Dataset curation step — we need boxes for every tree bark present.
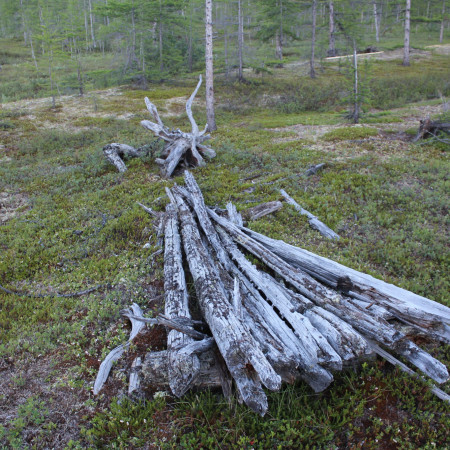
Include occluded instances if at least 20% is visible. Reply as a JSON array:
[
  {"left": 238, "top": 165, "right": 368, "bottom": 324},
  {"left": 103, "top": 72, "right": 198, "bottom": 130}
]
[
  {"left": 373, "top": 1, "right": 380, "bottom": 43},
  {"left": 328, "top": 1, "right": 336, "bottom": 57},
  {"left": 403, "top": 0, "right": 411, "bottom": 66},
  {"left": 163, "top": 202, "right": 201, "bottom": 397},
  {"left": 238, "top": 0, "right": 244, "bottom": 81},
  {"left": 440, "top": 0, "right": 446, "bottom": 43},
  {"left": 205, "top": 0, "right": 217, "bottom": 131},
  {"left": 310, "top": 0, "right": 317, "bottom": 78}
]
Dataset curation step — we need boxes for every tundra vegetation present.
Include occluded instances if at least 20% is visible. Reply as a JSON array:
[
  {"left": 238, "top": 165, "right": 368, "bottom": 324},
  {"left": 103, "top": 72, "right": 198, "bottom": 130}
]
[{"left": 0, "top": 0, "right": 449, "bottom": 447}]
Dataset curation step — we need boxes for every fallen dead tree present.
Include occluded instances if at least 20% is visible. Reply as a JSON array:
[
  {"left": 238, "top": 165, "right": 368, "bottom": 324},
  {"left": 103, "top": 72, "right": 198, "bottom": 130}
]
[
  {"left": 95, "top": 171, "right": 450, "bottom": 414},
  {"left": 103, "top": 76, "right": 216, "bottom": 177},
  {"left": 413, "top": 117, "right": 450, "bottom": 144}
]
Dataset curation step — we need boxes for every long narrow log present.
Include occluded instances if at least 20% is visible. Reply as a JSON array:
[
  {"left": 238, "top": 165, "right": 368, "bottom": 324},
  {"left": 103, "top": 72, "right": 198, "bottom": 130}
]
[
  {"left": 172, "top": 191, "right": 281, "bottom": 415},
  {"left": 280, "top": 189, "right": 340, "bottom": 240},
  {"left": 163, "top": 202, "right": 201, "bottom": 397},
  {"left": 241, "top": 227, "right": 450, "bottom": 337},
  {"left": 242, "top": 201, "right": 283, "bottom": 221}
]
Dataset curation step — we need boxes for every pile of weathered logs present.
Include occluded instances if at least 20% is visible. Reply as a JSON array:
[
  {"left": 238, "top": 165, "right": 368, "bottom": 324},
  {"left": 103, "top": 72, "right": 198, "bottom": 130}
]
[
  {"left": 128, "top": 171, "right": 449, "bottom": 414},
  {"left": 103, "top": 75, "right": 216, "bottom": 177},
  {"left": 95, "top": 171, "right": 449, "bottom": 414}
]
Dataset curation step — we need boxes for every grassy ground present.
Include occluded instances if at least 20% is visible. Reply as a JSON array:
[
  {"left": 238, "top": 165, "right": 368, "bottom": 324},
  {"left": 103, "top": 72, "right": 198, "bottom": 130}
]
[{"left": 0, "top": 41, "right": 449, "bottom": 448}]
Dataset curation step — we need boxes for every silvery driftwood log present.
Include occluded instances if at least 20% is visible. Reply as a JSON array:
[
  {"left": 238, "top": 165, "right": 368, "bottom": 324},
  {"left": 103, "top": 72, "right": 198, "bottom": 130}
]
[
  {"left": 241, "top": 201, "right": 283, "bottom": 221},
  {"left": 103, "top": 75, "right": 216, "bottom": 177},
  {"left": 280, "top": 189, "right": 340, "bottom": 240}
]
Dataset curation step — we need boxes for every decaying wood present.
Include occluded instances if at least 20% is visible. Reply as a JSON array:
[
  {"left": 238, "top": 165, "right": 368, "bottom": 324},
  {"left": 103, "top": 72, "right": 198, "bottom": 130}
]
[
  {"left": 368, "top": 341, "right": 450, "bottom": 403},
  {"left": 241, "top": 201, "right": 283, "bottom": 221},
  {"left": 141, "top": 350, "right": 223, "bottom": 390},
  {"left": 103, "top": 75, "right": 216, "bottom": 177},
  {"left": 163, "top": 202, "right": 201, "bottom": 397},
  {"left": 103, "top": 143, "right": 152, "bottom": 173},
  {"left": 207, "top": 204, "right": 448, "bottom": 383},
  {"left": 96, "top": 171, "right": 449, "bottom": 414},
  {"left": 172, "top": 189, "right": 281, "bottom": 415},
  {"left": 94, "top": 303, "right": 145, "bottom": 395},
  {"left": 241, "top": 227, "right": 450, "bottom": 339},
  {"left": 280, "top": 189, "right": 340, "bottom": 240},
  {"left": 129, "top": 357, "right": 142, "bottom": 395},
  {"left": 305, "top": 163, "right": 326, "bottom": 176},
  {"left": 226, "top": 202, "right": 243, "bottom": 227},
  {"left": 413, "top": 118, "right": 450, "bottom": 143}
]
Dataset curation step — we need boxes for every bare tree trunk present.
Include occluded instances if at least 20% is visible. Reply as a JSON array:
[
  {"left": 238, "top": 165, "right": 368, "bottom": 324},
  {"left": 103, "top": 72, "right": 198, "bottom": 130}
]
[
  {"left": 440, "top": 0, "right": 446, "bottom": 43},
  {"left": 48, "top": 48, "right": 56, "bottom": 109},
  {"left": 29, "top": 34, "right": 38, "bottom": 71},
  {"left": 310, "top": 0, "right": 317, "bottom": 78},
  {"left": 275, "top": 0, "right": 283, "bottom": 61},
  {"left": 373, "top": 1, "right": 380, "bottom": 43},
  {"left": 275, "top": 30, "right": 283, "bottom": 61},
  {"left": 352, "top": 40, "right": 360, "bottom": 124},
  {"left": 159, "top": 23, "right": 163, "bottom": 71},
  {"left": 328, "top": 1, "right": 336, "bottom": 57},
  {"left": 403, "top": 0, "right": 411, "bottom": 66},
  {"left": 88, "top": 0, "right": 96, "bottom": 48},
  {"left": 84, "top": 1, "right": 89, "bottom": 50},
  {"left": 224, "top": 24, "right": 229, "bottom": 78},
  {"left": 238, "top": 0, "right": 244, "bottom": 81},
  {"left": 205, "top": 0, "right": 217, "bottom": 131}
]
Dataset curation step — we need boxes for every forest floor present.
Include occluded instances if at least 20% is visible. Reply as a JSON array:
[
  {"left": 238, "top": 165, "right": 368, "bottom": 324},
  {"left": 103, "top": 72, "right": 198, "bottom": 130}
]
[{"left": 0, "top": 46, "right": 449, "bottom": 448}]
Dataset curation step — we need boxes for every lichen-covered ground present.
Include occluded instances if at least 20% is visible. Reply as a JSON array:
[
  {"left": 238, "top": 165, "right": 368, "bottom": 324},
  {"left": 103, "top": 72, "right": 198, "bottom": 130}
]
[{"left": 0, "top": 47, "right": 449, "bottom": 448}]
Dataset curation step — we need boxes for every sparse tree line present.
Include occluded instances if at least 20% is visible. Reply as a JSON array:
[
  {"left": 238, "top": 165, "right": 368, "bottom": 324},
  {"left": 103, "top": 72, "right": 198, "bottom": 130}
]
[
  {"left": 0, "top": 1, "right": 447, "bottom": 79},
  {"left": 0, "top": 0, "right": 447, "bottom": 125}
]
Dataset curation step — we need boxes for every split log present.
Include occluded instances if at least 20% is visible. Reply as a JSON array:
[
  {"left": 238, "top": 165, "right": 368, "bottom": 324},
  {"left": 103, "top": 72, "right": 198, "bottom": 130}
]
[
  {"left": 103, "top": 75, "right": 216, "bottom": 177},
  {"left": 241, "top": 227, "right": 450, "bottom": 338},
  {"left": 172, "top": 190, "right": 281, "bottom": 415},
  {"left": 368, "top": 341, "right": 450, "bottom": 403},
  {"left": 241, "top": 201, "right": 283, "bottom": 221},
  {"left": 280, "top": 189, "right": 340, "bottom": 240},
  {"left": 163, "top": 202, "right": 201, "bottom": 397}
]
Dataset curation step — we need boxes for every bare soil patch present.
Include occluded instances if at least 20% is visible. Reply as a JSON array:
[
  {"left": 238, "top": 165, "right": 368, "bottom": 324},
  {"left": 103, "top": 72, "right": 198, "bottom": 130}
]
[{"left": 0, "top": 190, "right": 29, "bottom": 223}]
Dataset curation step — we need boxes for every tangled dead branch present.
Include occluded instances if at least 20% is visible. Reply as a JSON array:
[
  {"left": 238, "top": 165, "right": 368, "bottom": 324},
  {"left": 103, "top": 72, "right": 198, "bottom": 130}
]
[{"left": 103, "top": 76, "right": 216, "bottom": 177}]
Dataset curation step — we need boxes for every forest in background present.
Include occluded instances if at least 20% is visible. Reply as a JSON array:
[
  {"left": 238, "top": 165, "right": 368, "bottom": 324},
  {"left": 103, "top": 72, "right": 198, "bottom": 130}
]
[{"left": 0, "top": 0, "right": 449, "bottom": 101}]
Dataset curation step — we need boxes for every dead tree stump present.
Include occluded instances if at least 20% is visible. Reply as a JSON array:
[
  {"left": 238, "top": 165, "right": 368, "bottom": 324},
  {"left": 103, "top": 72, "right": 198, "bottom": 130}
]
[{"left": 103, "top": 75, "right": 216, "bottom": 177}]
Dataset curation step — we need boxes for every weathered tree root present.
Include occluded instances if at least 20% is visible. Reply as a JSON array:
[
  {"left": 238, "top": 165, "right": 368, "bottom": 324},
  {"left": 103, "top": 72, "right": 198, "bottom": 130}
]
[{"left": 103, "top": 75, "right": 216, "bottom": 177}]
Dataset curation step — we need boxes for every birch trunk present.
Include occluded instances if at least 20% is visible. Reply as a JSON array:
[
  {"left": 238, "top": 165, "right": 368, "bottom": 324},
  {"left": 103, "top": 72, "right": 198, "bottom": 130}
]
[
  {"left": 328, "top": 1, "right": 336, "bottom": 57},
  {"left": 403, "top": 0, "right": 411, "bottom": 66},
  {"left": 310, "top": 0, "right": 317, "bottom": 78}
]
